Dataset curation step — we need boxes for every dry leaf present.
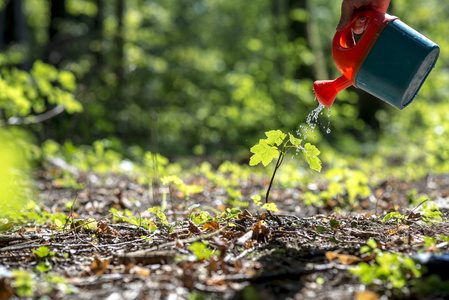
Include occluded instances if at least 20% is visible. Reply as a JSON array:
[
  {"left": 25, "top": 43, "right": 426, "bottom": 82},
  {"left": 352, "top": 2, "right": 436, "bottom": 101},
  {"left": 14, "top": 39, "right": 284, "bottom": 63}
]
[
  {"left": 81, "top": 254, "right": 110, "bottom": 277},
  {"left": 325, "top": 251, "right": 360, "bottom": 265},
  {"left": 128, "top": 265, "right": 150, "bottom": 277},
  {"left": 387, "top": 229, "right": 397, "bottom": 235},
  {"left": 355, "top": 290, "right": 380, "bottom": 300},
  {"left": 202, "top": 221, "right": 219, "bottom": 231},
  {"left": 398, "top": 225, "right": 409, "bottom": 231},
  {"left": 188, "top": 220, "right": 202, "bottom": 234}
]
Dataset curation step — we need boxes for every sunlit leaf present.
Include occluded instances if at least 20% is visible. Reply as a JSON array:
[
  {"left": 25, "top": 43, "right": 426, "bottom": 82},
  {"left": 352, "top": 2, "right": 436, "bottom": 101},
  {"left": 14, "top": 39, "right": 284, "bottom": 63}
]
[
  {"left": 288, "top": 133, "right": 302, "bottom": 148},
  {"left": 249, "top": 139, "right": 279, "bottom": 166},
  {"left": 265, "top": 130, "right": 286, "bottom": 146},
  {"left": 302, "top": 143, "right": 321, "bottom": 172}
]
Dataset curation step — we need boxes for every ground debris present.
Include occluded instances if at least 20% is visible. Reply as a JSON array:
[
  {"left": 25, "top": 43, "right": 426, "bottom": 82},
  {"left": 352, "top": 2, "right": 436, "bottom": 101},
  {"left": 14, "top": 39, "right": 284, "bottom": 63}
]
[{"left": 1, "top": 171, "right": 449, "bottom": 299}]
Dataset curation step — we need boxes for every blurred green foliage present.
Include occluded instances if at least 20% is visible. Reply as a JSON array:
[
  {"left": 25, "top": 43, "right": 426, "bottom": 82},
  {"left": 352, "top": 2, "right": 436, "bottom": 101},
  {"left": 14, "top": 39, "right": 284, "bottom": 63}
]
[
  {"left": 0, "top": 0, "right": 447, "bottom": 176},
  {"left": 0, "top": 128, "right": 35, "bottom": 218}
]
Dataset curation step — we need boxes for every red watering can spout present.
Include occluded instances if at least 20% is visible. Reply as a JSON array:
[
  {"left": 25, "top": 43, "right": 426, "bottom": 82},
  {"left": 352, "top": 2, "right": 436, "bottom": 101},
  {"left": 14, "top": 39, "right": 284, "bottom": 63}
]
[{"left": 313, "top": 76, "right": 352, "bottom": 108}]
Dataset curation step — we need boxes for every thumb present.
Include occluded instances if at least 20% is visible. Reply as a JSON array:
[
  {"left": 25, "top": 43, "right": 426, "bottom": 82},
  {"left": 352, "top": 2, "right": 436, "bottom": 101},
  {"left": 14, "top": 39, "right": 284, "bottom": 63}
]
[{"left": 336, "top": 2, "right": 354, "bottom": 31}]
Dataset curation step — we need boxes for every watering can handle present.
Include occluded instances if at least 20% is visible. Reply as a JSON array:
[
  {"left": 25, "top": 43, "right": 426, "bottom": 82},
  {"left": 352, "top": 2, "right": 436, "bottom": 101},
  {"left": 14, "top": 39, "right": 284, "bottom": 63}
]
[{"left": 332, "top": 10, "right": 398, "bottom": 83}]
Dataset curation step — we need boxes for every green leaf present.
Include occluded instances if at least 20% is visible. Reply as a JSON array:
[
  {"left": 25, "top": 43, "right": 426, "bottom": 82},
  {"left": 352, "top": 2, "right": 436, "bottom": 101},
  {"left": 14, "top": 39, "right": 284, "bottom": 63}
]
[
  {"left": 58, "top": 70, "right": 77, "bottom": 91},
  {"left": 12, "top": 270, "right": 35, "bottom": 297},
  {"left": 288, "top": 133, "right": 302, "bottom": 148},
  {"left": 35, "top": 261, "right": 52, "bottom": 273},
  {"left": 188, "top": 241, "right": 218, "bottom": 260},
  {"left": 33, "top": 246, "right": 49, "bottom": 258},
  {"left": 316, "top": 226, "right": 326, "bottom": 233},
  {"left": 329, "top": 219, "right": 339, "bottom": 228},
  {"left": 249, "top": 139, "right": 279, "bottom": 166},
  {"left": 54, "top": 219, "right": 63, "bottom": 228},
  {"left": 262, "top": 202, "right": 279, "bottom": 213},
  {"left": 148, "top": 206, "right": 168, "bottom": 225},
  {"left": 367, "top": 238, "right": 378, "bottom": 249},
  {"left": 84, "top": 218, "right": 97, "bottom": 231},
  {"left": 252, "top": 195, "right": 262, "bottom": 207},
  {"left": 382, "top": 211, "right": 406, "bottom": 223},
  {"left": 302, "top": 143, "right": 321, "bottom": 172},
  {"left": 265, "top": 130, "right": 286, "bottom": 146}
]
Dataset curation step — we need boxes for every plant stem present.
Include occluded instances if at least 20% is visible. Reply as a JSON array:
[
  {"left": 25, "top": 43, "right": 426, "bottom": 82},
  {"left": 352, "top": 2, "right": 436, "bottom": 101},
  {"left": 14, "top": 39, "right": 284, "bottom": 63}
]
[{"left": 265, "top": 150, "right": 285, "bottom": 204}]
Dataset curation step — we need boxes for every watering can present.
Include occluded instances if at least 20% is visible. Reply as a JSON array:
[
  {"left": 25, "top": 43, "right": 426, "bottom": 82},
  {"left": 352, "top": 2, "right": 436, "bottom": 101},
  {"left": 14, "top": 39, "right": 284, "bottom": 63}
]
[{"left": 313, "top": 10, "right": 439, "bottom": 109}]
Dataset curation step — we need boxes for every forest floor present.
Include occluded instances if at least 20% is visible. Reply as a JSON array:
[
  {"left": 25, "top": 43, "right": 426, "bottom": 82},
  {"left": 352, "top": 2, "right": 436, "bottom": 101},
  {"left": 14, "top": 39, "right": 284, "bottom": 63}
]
[{"left": 2, "top": 166, "right": 449, "bottom": 300}]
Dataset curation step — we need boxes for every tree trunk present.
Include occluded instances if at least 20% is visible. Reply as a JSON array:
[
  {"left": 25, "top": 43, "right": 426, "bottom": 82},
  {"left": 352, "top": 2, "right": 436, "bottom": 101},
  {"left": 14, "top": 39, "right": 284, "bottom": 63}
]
[
  {"left": 114, "top": 0, "right": 124, "bottom": 84},
  {"left": 49, "top": 0, "right": 65, "bottom": 41},
  {"left": 0, "top": 0, "right": 28, "bottom": 50}
]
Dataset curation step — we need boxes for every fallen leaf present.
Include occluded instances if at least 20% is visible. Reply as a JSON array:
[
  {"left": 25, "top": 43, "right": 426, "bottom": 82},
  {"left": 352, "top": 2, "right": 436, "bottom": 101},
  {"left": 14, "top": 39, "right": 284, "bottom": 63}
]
[
  {"left": 189, "top": 220, "right": 202, "bottom": 234},
  {"left": 81, "top": 254, "right": 110, "bottom": 277},
  {"left": 325, "top": 251, "right": 360, "bottom": 265},
  {"left": 387, "top": 229, "right": 397, "bottom": 235},
  {"left": 398, "top": 225, "right": 409, "bottom": 231},
  {"left": 128, "top": 265, "right": 150, "bottom": 277},
  {"left": 355, "top": 290, "right": 380, "bottom": 300},
  {"left": 96, "top": 219, "right": 119, "bottom": 236},
  {"left": 202, "top": 221, "right": 219, "bottom": 231}
]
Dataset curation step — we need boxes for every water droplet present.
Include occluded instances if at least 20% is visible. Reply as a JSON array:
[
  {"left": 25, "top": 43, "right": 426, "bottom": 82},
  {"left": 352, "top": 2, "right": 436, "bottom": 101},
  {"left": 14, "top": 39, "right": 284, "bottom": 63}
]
[{"left": 326, "top": 128, "right": 331, "bottom": 134}]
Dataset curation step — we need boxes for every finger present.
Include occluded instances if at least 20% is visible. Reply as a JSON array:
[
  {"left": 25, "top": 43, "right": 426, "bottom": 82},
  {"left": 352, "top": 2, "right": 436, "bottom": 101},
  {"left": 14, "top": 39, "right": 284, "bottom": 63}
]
[
  {"left": 336, "top": 1, "right": 354, "bottom": 31},
  {"left": 353, "top": 16, "right": 367, "bottom": 34}
]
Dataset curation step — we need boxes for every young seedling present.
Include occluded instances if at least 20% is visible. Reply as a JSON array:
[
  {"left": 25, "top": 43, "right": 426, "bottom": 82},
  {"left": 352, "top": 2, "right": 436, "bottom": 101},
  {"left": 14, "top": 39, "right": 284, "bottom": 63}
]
[{"left": 249, "top": 130, "right": 321, "bottom": 204}]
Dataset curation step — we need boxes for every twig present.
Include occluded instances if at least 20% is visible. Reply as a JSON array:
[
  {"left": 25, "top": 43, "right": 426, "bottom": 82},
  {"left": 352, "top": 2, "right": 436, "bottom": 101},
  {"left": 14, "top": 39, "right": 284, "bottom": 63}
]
[
  {"left": 0, "top": 238, "right": 146, "bottom": 253},
  {"left": 64, "top": 194, "right": 79, "bottom": 232},
  {"left": 1, "top": 105, "right": 66, "bottom": 126},
  {"left": 213, "top": 263, "right": 348, "bottom": 282},
  {"left": 118, "top": 227, "right": 226, "bottom": 260},
  {"left": 407, "top": 199, "right": 429, "bottom": 218}
]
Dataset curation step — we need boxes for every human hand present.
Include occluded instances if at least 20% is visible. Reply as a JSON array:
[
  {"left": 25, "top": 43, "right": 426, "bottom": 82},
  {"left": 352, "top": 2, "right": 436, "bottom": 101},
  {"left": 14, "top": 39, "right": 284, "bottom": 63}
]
[{"left": 337, "top": 0, "right": 390, "bottom": 33}]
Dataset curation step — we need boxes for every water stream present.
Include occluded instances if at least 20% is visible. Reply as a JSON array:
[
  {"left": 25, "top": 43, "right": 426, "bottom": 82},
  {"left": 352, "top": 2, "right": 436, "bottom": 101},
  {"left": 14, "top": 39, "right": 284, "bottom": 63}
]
[{"left": 297, "top": 101, "right": 332, "bottom": 141}]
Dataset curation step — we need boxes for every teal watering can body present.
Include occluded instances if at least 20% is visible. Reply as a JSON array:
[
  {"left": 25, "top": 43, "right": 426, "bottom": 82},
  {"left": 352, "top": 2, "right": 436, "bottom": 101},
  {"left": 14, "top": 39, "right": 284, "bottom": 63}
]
[{"left": 313, "top": 11, "right": 440, "bottom": 109}]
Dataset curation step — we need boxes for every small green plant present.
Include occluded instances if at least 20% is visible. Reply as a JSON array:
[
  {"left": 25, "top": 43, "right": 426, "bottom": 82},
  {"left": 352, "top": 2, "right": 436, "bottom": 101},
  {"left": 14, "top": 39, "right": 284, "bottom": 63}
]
[
  {"left": 351, "top": 239, "right": 422, "bottom": 290},
  {"left": 110, "top": 208, "right": 156, "bottom": 230},
  {"left": 32, "top": 246, "right": 55, "bottom": 259},
  {"left": 382, "top": 211, "right": 407, "bottom": 223},
  {"left": 382, "top": 202, "right": 443, "bottom": 225},
  {"left": 43, "top": 274, "right": 78, "bottom": 295},
  {"left": 420, "top": 203, "right": 443, "bottom": 224},
  {"left": 190, "top": 210, "right": 214, "bottom": 225},
  {"left": 12, "top": 270, "right": 35, "bottom": 297},
  {"left": 148, "top": 206, "right": 169, "bottom": 225},
  {"left": 35, "top": 261, "right": 52, "bottom": 273},
  {"left": 423, "top": 236, "right": 437, "bottom": 249},
  {"left": 351, "top": 251, "right": 422, "bottom": 289},
  {"left": 252, "top": 195, "right": 279, "bottom": 213},
  {"left": 406, "top": 189, "right": 429, "bottom": 206},
  {"left": 249, "top": 130, "right": 321, "bottom": 203},
  {"left": 220, "top": 207, "right": 242, "bottom": 220},
  {"left": 11, "top": 270, "right": 78, "bottom": 297},
  {"left": 188, "top": 241, "right": 219, "bottom": 261},
  {"left": 83, "top": 218, "right": 98, "bottom": 231},
  {"left": 161, "top": 175, "right": 203, "bottom": 200}
]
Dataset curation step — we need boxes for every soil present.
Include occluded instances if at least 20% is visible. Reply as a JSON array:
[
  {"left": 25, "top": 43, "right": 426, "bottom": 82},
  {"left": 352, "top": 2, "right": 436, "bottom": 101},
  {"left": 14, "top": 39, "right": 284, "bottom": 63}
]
[{"left": 1, "top": 168, "right": 449, "bottom": 300}]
